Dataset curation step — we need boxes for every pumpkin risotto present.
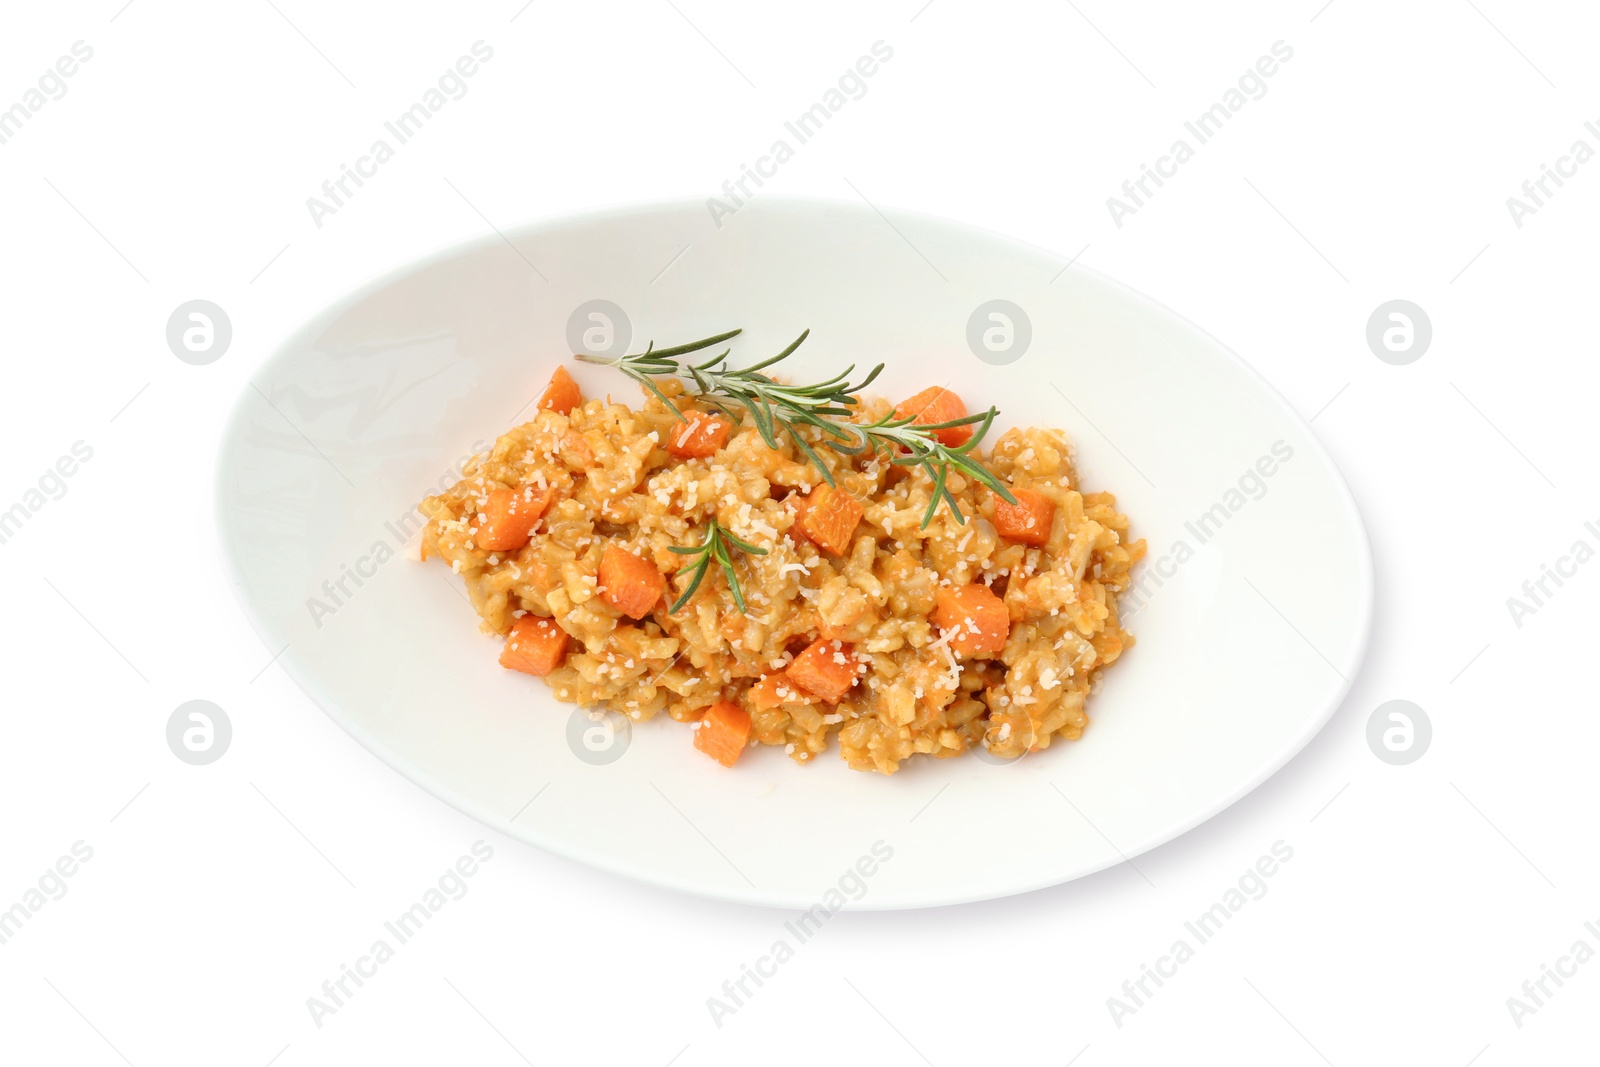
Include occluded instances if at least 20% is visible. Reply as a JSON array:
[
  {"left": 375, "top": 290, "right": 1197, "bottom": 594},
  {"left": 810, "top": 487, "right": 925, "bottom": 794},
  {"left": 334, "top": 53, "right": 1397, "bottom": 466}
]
[{"left": 417, "top": 355, "right": 1144, "bottom": 774}]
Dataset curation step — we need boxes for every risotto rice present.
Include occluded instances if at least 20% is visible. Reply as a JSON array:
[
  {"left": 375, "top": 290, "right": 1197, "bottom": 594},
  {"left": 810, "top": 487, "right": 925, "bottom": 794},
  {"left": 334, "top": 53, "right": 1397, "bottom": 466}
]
[{"left": 418, "top": 366, "right": 1144, "bottom": 773}]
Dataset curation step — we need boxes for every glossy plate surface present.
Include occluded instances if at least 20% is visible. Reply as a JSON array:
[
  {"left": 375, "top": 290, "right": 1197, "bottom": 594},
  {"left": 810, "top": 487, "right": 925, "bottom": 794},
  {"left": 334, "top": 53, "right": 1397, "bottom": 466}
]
[{"left": 216, "top": 197, "right": 1372, "bottom": 910}]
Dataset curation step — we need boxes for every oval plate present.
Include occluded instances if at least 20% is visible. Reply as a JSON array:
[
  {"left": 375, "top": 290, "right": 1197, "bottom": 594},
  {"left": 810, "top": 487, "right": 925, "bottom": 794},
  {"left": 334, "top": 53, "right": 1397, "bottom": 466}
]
[{"left": 217, "top": 197, "right": 1372, "bottom": 910}]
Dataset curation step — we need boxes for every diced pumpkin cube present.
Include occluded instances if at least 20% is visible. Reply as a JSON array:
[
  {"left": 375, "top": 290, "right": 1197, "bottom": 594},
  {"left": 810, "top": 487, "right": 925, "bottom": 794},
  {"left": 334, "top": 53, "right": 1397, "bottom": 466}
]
[
  {"left": 747, "top": 674, "right": 786, "bottom": 709},
  {"left": 694, "top": 700, "right": 752, "bottom": 768},
  {"left": 666, "top": 411, "right": 733, "bottom": 458},
  {"left": 784, "top": 492, "right": 809, "bottom": 541},
  {"left": 476, "top": 486, "right": 552, "bottom": 552},
  {"left": 787, "top": 637, "right": 860, "bottom": 704},
  {"left": 933, "top": 584, "right": 1010, "bottom": 657},
  {"left": 538, "top": 366, "right": 582, "bottom": 415},
  {"left": 747, "top": 673, "right": 813, "bottom": 710},
  {"left": 525, "top": 556, "right": 558, "bottom": 589},
  {"left": 499, "top": 616, "right": 569, "bottom": 676},
  {"left": 599, "top": 544, "right": 666, "bottom": 619},
  {"left": 994, "top": 487, "right": 1055, "bottom": 546},
  {"left": 719, "top": 612, "right": 747, "bottom": 645},
  {"left": 797, "top": 485, "right": 863, "bottom": 556},
  {"left": 894, "top": 387, "right": 972, "bottom": 447},
  {"left": 559, "top": 429, "right": 594, "bottom": 472}
]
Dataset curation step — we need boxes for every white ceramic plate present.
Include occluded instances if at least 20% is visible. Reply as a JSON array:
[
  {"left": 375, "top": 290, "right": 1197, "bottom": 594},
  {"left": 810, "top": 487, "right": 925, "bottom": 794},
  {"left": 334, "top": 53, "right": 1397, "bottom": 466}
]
[{"left": 216, "top": 197, "right": 1372, "bottom": 910}]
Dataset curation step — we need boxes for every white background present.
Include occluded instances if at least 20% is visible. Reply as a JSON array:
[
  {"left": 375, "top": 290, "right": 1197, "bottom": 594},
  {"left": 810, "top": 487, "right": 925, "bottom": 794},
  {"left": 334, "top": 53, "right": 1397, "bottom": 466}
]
[{"left": 1, "top": 1, "right": 1596, "bottom": 1063}]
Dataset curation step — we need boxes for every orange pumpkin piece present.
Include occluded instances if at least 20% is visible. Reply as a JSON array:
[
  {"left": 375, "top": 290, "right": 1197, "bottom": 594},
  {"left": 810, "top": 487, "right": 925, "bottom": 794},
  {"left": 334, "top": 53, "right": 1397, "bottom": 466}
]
[
  {"left": 993, "top": 487, "right": 1055, "bottom": 546},
  {"left": 599, "top": 544, "right": 666, "bottom": 619},
  {"left": 694, "top": 700, "right": 752, "bottom": 767},
  {"left": 796, "top": 485, "right": 863, "bottom": 556},
  {"left": 525, "top": 556, "right": 557, "bottom": 589},
  {"left": 894, "top": 387, "right": 972, "bottom": 447},
  {"left": 784, "top": 492, "right": 809, "bottom": 540},
  {"left": 787, "top": 637, "right": 860, "bottom": 704},
  {"left": 538, "top": 366, "right": 582, "bottom": 415},
  {"left": 666, "top": 411, "right": 733, "bottom": 458},
  {"left": 747, "top": 674, "right": 788, "bottom": 710},
  {"left": 476, "top": 486, "right": 552, "bottom": 552},
  {"left": 747, "top": 673, "right": 812, "bottom": 710},
  {"left": 559, "top": 429, "right": 594, "bottom": 471},
  {"left": 933, "top": 584, "right": 1010, "bottom": 657},
  {"left": 498, "top": 616, "right": 570, "bottom": 676}
]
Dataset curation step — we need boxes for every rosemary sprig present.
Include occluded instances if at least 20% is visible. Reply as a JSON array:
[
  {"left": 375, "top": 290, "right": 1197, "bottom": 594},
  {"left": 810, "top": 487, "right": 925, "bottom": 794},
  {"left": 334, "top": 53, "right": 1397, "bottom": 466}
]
[
  {"left": 576, "top": 329, "right": 743, "bottom": 415},
  {"left": 667, "top": 519, "right": 767, "bottom": 613},
  {"left": 575, "top": 329, "right": 1017, "bottom": 527},
  {"left": 839, "top": 407, "right": 1013, "bottom": 527}
]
